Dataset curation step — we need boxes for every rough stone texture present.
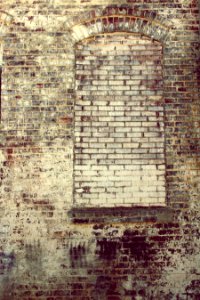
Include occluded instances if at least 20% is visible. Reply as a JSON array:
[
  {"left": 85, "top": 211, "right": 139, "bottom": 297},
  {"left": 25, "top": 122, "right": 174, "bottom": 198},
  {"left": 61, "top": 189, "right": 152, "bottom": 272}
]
[{"left": 0, "top": 0, "right": 200, "bottom": 299}]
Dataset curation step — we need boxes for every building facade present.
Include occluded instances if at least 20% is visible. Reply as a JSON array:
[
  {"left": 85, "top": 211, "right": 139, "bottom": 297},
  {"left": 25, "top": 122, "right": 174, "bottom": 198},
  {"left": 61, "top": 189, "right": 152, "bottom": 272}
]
[{"left": 0, "top": 0, "right": 200, "bottom": 299}]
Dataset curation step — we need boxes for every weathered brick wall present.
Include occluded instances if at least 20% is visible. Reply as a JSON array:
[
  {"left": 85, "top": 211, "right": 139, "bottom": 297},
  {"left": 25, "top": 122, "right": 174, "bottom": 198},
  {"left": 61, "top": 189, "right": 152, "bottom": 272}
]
[
  {"left": 0, "top": 1, "right": 200, "bottom": 299},
  {"left": 74, "top": 34, "right": 166, "bottom": 207}
]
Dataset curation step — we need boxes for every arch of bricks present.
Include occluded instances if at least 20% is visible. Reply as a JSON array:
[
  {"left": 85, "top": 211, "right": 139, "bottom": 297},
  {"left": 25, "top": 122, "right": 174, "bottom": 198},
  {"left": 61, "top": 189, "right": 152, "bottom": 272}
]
[{"left": 70, "top": 8, "right": 172, "bottom": 44}]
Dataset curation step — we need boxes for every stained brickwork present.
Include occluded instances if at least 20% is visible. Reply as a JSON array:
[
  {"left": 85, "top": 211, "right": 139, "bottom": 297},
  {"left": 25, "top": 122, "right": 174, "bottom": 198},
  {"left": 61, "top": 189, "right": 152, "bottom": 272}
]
[
  {"left": 74, "top": 34, "right": 166, "bottom": 207},
  {"left": 0, "top": 1, "right": 200, "bottom": 299}
]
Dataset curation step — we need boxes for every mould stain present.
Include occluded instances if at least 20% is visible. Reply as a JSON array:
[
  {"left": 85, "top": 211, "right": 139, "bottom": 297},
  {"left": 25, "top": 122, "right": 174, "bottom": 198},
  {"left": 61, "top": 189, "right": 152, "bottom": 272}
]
[
  {"left": 122, "top": 229, "right": 153, "bottom": 261},
  {"left": 96, "top": 238, "right": 120, "bottom": 260},
  {"left": 0, "top": 252, "right": 15, "bottom": 274},
  {"left": 69, "top": 242, "right": 87, "bottom": 268}
]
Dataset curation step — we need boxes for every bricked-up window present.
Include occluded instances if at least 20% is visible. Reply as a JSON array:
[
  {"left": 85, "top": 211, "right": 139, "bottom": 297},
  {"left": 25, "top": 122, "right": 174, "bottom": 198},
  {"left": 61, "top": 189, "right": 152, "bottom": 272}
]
[{"left": 74, "top": 34, "right": 166, "bottom": 207}]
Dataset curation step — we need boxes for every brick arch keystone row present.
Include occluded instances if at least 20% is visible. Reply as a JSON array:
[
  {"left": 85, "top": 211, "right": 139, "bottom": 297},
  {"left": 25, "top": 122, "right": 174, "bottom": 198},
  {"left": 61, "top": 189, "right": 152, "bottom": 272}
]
[{"left": 71, "top": 14, "right": 171, "bottom": 44}]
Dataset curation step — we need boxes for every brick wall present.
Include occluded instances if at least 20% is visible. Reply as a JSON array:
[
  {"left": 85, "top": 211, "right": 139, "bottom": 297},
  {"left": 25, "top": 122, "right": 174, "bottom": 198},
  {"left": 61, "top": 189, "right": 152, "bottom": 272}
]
[
  {"left": 0, "top": 1, "right": 200, "bottom": 299},
  {"left": 74, "top": 34, "right": 166, "bottom": 207}
]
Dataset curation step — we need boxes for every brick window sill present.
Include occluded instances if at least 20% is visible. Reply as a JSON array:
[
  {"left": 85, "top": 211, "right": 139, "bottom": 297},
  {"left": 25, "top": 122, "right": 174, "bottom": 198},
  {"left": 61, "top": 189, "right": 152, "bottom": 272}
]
[{"left": 68, "top": 206, "right": 174, "bottom": 224}]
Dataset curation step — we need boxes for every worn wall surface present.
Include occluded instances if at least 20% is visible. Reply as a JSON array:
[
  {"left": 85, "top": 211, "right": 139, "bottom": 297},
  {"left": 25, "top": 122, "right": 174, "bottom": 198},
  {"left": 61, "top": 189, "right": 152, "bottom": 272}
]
[{"left": 0, "top": 0, "right": 200, "bottom": 299}]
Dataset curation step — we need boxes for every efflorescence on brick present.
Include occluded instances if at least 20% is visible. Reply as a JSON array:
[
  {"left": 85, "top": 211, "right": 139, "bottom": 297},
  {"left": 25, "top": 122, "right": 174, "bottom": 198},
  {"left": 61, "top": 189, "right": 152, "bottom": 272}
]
[{"left": 0, "top": 1, "right": 200, "bottom": 299}]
